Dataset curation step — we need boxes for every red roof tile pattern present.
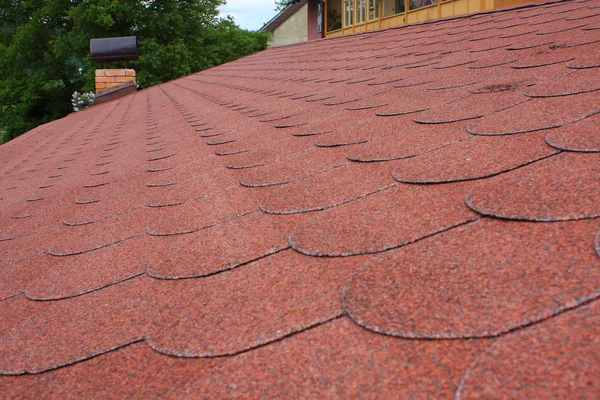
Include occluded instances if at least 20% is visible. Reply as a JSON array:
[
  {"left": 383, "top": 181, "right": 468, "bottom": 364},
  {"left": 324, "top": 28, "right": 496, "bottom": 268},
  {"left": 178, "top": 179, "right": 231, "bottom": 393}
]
[
  {"left": 1, "top": 0, "right": 599, "bottom": 398},
  {"left": 457, "top": 301, "right": 599, "bottom": 399}
]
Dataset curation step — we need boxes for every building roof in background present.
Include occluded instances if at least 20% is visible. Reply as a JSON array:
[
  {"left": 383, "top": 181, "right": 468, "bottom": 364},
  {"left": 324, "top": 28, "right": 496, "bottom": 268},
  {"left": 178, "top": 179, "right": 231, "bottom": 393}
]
[
  {"left": 1, "top": 0, "right": 599, "bottom": 397},
  {"left": 259, "top": 0, "right": 308, "bottom": 33}
]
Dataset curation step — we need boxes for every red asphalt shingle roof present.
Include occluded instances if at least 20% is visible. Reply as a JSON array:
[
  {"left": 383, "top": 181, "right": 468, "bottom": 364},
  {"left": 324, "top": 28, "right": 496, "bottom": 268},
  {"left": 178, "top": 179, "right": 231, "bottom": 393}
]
[{"left": 1, "top": 0, "right": 599, "bottom": 398}]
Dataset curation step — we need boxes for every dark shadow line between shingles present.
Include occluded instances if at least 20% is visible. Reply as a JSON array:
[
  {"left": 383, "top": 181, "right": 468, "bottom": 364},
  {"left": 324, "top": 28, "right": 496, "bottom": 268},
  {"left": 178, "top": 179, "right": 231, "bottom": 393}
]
[
  {"left": 305, "top": 96, "right": 335, "bottom": 103},
  {"left": 147, "top": 154, "right": 176, "bottom": 162},
  {"left": 239, "top": 161, "right": 349, "bottom": 189},
  {"left": 248, "top": 111, "right": 272, "bottom": 118},
  {"left": 145, "top": 246, "right": 289, "bottom": 281},
  {"left": 510, "top": 58, "right": 575, "bottom": 69},
  {"left": 342, "top": 251, "right": 600, "bottom": 338},
  {"left": 258, "top": 113, "right": 302, "bottom": 122},
  {"left": 89, "top": 170, "right": 111, "bottom": 176},
  {"left": 75, "top": 182, "right": 146, "bottom": 204},
  {"left": 392, "top": 149, "right": 561, "bottom": 185},
  {"left": 459, "top": 150, "right": 600, "bottom": 222},
  {"left": 48, "top": 232, "right": 145, "bottom": 257},
  {"left": 289, "top": 215, "right": 482, "bottom": 258},
  {"left": 1, "top": 220, "right": 63, "bottom": 241},
  {"left": 323, "top": 98, "right": 362, "bottom": 106},
  {"left": 414, "top": 98, "right": 530, "bottom": 125},
  {"left": 146, "top": 182, "right": 177, "bottom": 188},
  {"left": 453, "top": 295, "right": 600, "bottom": 399},
  {"left": 347, "top": 134, "right": 470, "bottom": 163},
  {"left": 225, "top": 162, "right": 265, "bottom": 170},
  {"left": 465, "top": 195, "right": 600, "bottom": 223},
  {"left": 215, "top": 149, "right": 249, "bottom": 156},
  {"left": 292, "top": 130, "right": 333, "bottom": 137},
  {"left": 199, "top": 131, "right": 224, "bottom": 138},
  {"left": 0, "top": 251, "right": 46, "bottom": 269},
  {"left": 0, "top": 338, "right": 146, "bottom": 376},
  {"left": 466, "top": 120, "right": 564, "bottom": 136},
  {"left": 63, "top": 206, "right": 144, "bottom": 227},
  {"left": 536, "top": 23, "right": 589, "bottom": 35},
  {"left": 227, "top": 146, "right": 316, "bottom": 172},
  {"left": 24, "top": 271, "right": 147, "bottom": 302},
  {"left": 568, "top": 62, "right": 600, "bottom": 69},
  {"left": 346, "top": 103, "right": 388, "bottom": 111},
  {"left": 239, "top": 108, "right": 262, "bottom": 115},
  {"left": 545, "top": 134, "right": 600, "bottom": 153},
  {"left": 315, "top": 139, "right": 368, "bottom": 148},
  {"left": 146, "top": 166, "right": 172, "bottom": 173},
  {"left": 145, "top": 311, "right": 346, "bottom": 359},
  {"left": 0, "top": 291, "right": 24, "bottom": 303},
  {"left": 83, "top": 179, "right": 117, "bottom": 189},
  {"left": 206, "top": 139, "right": 236, "bottom": 146},
  {"left": 163, "top": 83, "right": 226, "bottom": 129},
  {"left": 146, "top": 200, "right": 186, "bottom": 208},
  {"left": 290, "top": 93, "right": 316, "bottom": 100},
  {"left": 525, "top": 86, "right": 600, "bottom": 98},
  {"left": 414, "top": 113, "right": 489, "bottom": 124},
  {"left": 259, "top": 183, "right": 398, "bottom": 216},
  {"left": 146, "top": 209, "right": 259, "bottom": 237},
  {"left": 146, "top": 183, "right": 238, "bottom": 209},
  {"left": 146, "top": 147, "right": 165, "bottom": 154},
  {"left": 275, "top": 122, "right": 309, "bottom": 129},
  {"left": 376, "top": 106, "right": 431, "bottom": 117}
]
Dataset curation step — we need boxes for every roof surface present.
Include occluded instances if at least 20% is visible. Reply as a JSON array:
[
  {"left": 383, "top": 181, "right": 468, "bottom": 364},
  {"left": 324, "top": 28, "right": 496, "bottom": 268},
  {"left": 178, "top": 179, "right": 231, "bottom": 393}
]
[
  {"left": 1, "top": 0, "right": 599, "bottom": 398},
  {"left": 259, "top": 0, "right": 307, "bottom": 33}
]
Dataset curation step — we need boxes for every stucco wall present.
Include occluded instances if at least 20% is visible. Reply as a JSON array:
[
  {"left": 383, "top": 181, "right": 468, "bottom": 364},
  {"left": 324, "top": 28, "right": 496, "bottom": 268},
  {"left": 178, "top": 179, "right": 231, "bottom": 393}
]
[{"left": 269, "top": 4, "right": 309, "bottom": 46}]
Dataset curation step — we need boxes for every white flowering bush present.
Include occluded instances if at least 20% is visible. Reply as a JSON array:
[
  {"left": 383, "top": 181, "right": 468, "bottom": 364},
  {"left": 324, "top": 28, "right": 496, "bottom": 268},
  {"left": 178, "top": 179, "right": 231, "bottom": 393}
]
[{"left": 71, "top": 91, "right": 95, "bottom": 112}]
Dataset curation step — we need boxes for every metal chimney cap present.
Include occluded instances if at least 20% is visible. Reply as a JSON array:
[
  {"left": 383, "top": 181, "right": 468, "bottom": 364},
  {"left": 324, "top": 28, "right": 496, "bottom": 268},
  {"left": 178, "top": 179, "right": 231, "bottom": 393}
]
[{"left": 90, "top": 36, "right": 139, "bottom": 63}]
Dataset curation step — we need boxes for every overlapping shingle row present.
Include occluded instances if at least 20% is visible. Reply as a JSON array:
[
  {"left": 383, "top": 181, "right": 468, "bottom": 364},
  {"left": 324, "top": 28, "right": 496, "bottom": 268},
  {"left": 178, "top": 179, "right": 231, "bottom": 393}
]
[{"left": 1, "top": 0, "right": 598, "bottom": 398}]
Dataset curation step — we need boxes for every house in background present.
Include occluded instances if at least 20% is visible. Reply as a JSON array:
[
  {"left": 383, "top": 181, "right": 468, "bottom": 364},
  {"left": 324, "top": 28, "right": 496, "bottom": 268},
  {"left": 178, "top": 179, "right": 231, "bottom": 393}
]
[
  {"left": 324, "top": 0, "right": 534, "bottom": 37},
  {"left": 262, "top": 0, "right": 538, "bottom": 46},
  {"left": 259, "top": 0, "right": 325, "bottom": 46}
]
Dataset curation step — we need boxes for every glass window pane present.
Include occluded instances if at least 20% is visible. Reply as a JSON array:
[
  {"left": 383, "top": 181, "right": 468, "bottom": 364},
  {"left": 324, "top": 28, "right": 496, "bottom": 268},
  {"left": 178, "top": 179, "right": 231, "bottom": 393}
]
[
  {"left": 369, "top": 0, "right": 379, "bottom": 20},
  {"left": 318, "top": 3, "right": 323, "bottom": 33},
  {"left": 327, "top": 0, "right": 343, "bottom": 31},
  {"left": 382, "top": 0, "right": 405, "bottom": 17},
  {"left": 345, "top": 0, "right": 354, "bottom": 25},
  {"left": 410, "top": 0, "right": 438, "bottom": 9},
  {"left": 357, "top": 0, "right": 366, "bottom": 24}
]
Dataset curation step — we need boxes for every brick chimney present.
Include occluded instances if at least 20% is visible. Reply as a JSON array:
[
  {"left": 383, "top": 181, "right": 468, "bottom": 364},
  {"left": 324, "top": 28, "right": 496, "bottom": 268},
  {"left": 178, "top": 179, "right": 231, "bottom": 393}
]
[{"left": 95, "top": 69, "right": 136, "bottom": 94}]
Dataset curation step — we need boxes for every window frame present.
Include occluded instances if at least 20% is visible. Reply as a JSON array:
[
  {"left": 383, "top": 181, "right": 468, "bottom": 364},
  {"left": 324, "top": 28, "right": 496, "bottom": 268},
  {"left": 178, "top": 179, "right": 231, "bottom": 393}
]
[
  {"left": 344, "top": 0, "right": 354, "bottom": 27},
  {"left": 367, "top": 0, "right": 380, "bottom": 22},
  {"left": 356, "top": 0, "right": 367, "bottom": 25}
]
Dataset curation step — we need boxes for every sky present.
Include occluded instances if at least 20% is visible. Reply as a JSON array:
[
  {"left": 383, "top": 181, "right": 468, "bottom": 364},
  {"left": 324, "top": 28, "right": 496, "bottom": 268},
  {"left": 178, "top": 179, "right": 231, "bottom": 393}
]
[{"left": 218, "top": 0, "right": 282, "bottom": 31}]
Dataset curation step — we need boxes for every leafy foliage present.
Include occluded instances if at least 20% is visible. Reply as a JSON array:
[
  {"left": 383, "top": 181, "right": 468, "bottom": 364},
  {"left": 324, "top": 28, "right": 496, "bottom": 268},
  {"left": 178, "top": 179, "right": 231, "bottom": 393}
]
[
  {"left": 274, "top": 0, "right": 289, "bottom": 11},
  {"left": 0, "top": 0, "right": 270, "bottom": 144},
  {"left": 71, "top": 91, "right": 95, "bottom": 112}
]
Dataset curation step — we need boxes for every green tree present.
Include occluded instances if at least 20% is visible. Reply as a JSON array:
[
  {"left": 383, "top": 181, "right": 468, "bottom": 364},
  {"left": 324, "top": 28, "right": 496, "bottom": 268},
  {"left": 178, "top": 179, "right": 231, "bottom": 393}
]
[
  {"left": 274, "top": 0, "right": 288, "bottom": 11},
  {"left": 0, "top": 0, "right": 269, "bottom": 144}
]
